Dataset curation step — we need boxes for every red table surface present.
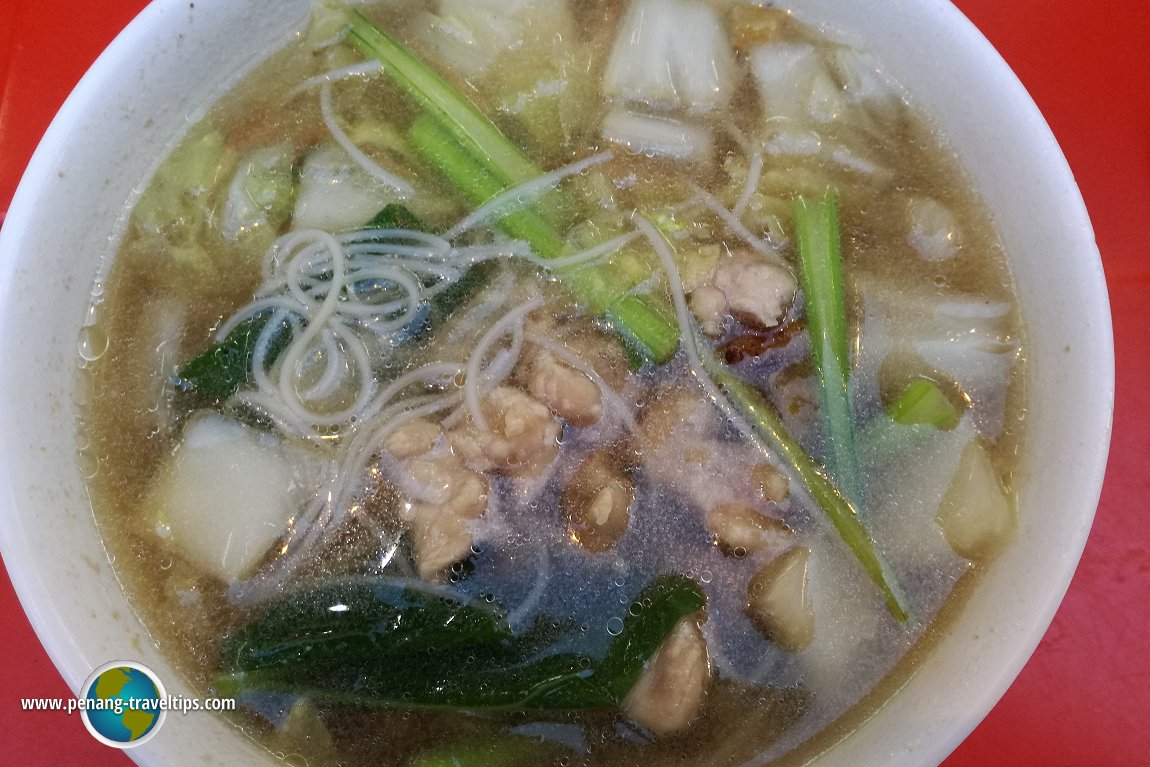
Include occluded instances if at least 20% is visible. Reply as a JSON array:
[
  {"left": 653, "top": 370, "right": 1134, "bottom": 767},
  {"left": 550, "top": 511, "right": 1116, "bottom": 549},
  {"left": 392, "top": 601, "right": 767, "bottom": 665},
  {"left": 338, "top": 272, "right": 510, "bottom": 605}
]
[{"left": 1, "top": 1, "right": 1147, "bottom": 765}]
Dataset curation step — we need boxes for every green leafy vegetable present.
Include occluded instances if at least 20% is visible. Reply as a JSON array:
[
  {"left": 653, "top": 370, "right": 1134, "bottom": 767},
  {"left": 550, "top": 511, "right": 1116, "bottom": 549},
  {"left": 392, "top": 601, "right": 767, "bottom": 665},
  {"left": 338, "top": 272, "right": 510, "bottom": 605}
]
[
  {"left": 886, "top": 377, "right": 961, "bottom": 429},
  {"left": 173, "top": 200, "right": 491, "bottom": 405},
  {"left": 857, "top": 378, "right": 963, "bottom": 469},
  {"left": 425, "top": 261, "right": 495, "bottom": 331},
  {"left": 174, "top": 312, "right": 292, "bottom": 403},
  {"left": 794, "top": 191, "right": 863, "bottom": 503},
  {"left": 365, "top": 202, "right": 427, "bottom": 232},
  {"left": 215, "top": 574, "right": 705, "bottom": 711},
  {"left": 598, "top": 573, "right": 708, "bottom": 699},
  {"left": 218, "top": 581, "right": 508, "bottom": 675},
  {"left": 361, "top": 201, "right": 496, "bottom": 333}
]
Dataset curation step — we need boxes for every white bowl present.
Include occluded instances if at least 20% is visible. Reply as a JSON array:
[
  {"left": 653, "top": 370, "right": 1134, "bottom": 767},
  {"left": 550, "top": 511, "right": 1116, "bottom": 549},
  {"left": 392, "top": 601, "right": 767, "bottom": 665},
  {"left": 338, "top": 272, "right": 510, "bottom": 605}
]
[{"left": 0, "top": 1, "right": 1112, "bottom": 765}]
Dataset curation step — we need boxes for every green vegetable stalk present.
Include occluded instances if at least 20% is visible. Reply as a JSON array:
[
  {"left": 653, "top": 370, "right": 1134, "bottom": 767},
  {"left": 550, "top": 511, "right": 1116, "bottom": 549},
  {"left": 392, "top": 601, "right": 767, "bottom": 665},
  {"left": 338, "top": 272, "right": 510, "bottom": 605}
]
[
  {"left": 349, "top": 13, "right": 679, "bottom": 367},
  {"left": 704, "top": 368, "right": 910, "bottom": 622},
  {"left": 793, "top": 191, "right": 863, "bottom": 504}
]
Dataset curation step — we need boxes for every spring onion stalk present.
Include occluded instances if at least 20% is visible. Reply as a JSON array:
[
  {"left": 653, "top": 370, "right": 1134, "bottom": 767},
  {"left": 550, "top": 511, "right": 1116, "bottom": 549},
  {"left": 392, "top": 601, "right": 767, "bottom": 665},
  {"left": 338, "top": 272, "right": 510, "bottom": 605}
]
[
  {"left": 398, "top": 65, "right": 679, "bottom": 364},
  {"left": 704, "top": 367, "right": 910, "bottom": 622},
  {"left": 406, "top": 115, "right": 565, "bottom": 256},
  {"left": 344, "top": 14, "right": 907, "bottom": 620},
  {"left": 347, "top": 12, "right": 539, "bottom": 189},
  {"left": 794, "top": 191, "right": 864, "bottom": 504}
]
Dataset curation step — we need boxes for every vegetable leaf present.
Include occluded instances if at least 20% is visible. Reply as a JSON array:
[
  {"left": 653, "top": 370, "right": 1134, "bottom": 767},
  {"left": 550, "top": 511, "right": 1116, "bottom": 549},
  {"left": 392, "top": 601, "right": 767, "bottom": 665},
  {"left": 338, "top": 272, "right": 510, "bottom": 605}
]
[
  {"left": 886, "top": 377, "right": 961, "bottom": 430},
  {"left": 216, "top": 574, "right": 706, "bottom": 711},
  {"left": 365, "top": 202, "right": 426, "bottom": 232},
  {"left": 597, "top": 573, "right": 707, "bottom": 699},
  {"left": 173, "top": 311, "right": 292, "bottom": 403}
]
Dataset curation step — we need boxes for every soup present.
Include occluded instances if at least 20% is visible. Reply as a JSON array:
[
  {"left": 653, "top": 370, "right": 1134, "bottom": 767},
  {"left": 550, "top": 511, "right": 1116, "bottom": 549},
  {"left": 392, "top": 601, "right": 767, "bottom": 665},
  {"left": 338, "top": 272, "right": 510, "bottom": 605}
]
[{"left": 79, "top": 1, "right": 1024, "bottom": 764}]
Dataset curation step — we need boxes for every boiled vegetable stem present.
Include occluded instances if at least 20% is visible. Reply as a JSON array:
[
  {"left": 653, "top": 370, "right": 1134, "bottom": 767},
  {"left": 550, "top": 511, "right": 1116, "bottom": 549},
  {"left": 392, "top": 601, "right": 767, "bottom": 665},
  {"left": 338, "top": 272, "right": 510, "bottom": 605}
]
[
  {"left": 794, "top": 191, "right": 864, "bottom": 504},
  {"left": 346, "top": 12, "right": 540, "bottom": 190},
  {"left": 405, "top": 110, "right": 679, "bottom": 365},
  {"left": 705, "top": 366, "right": 910, "bottom": 622}
]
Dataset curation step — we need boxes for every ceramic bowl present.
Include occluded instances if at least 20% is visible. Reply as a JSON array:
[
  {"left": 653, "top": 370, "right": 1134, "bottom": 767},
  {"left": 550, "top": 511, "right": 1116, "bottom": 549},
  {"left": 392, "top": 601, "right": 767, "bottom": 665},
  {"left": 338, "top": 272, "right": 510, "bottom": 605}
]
[{"left": 0, "top": 1, "right": 1112, "bottom": 765}]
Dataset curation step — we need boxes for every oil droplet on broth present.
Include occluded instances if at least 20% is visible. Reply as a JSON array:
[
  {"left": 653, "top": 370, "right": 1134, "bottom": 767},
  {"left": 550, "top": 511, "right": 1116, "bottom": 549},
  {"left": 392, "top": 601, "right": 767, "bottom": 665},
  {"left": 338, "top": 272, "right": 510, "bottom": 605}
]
[
  {"left": 606, "top": 616, "right": 624, "bottom": 636},
  {"left": 78, "top": 325, "right": 109, "bottom": 362}
]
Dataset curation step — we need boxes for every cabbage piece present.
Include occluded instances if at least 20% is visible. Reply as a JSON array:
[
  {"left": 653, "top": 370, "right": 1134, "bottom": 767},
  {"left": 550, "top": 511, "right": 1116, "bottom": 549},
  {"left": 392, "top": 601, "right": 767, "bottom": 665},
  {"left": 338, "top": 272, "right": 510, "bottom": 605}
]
[
  {"left": 906, "top": 197, "right": 962, "bottom": 262},
  {"left": 831, "top": 48, "right": 897, "bottom": 108},
  {"left": 413, "top": 0, "right": 568, "bottom": 80},
  {"left": 220, "top": 145, "right": 294, "bottom": 244},
  {"left": 149, "top": 413, "right": 305, "bottom": 582},
  {"left": 760, "top": 129, "right": 888, "bottom": 180},
  {"left": 862, "top": 412, "right": 1016, "bottom": 563},
  {"left": 491, "top": 43, "right": 594, "bottom": 156},
  {"left": 603, "top": 0, "right": 737, "bottom": 114},
  {"left": 292, "top": 144, "right": 402, "bottom": 232},
  {"left": 854, "top": 277, "right": 1020, "bottom": 439},
  {"left": 750, "top": 43, "right": 842, "bottom": 126},
  {"left": 414, "top": 0, "right": 590, "bottom": 155},
  {"left": 936, "top": 439, "right": 1017, "bottom": 560},
  {"left": 601, "top": 107, "right": 715, "bottom": 162},
  {"left": 751, "top": 42, "right": 902, "bottom": 133},
  {"left": 863, "top": 414, "right": 979, "bottom": 572},
  {"left": 130, "top": 129, "right": 236, "bottom": 269}
]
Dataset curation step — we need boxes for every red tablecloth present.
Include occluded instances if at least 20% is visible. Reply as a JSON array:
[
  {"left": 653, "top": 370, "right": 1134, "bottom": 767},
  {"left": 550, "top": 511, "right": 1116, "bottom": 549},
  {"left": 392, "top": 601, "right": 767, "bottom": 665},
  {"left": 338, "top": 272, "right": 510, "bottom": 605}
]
[{"left": 2, "top": 1, "right": 1147, "bottom": 764}]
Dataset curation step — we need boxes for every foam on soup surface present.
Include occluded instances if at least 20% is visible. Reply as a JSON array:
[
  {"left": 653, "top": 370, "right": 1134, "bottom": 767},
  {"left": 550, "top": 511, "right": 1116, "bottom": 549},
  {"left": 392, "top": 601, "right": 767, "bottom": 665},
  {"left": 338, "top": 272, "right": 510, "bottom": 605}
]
[{"left": 79, "top": 1, "right": 1025, "bottom": 764}]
